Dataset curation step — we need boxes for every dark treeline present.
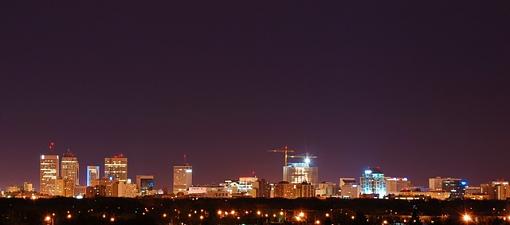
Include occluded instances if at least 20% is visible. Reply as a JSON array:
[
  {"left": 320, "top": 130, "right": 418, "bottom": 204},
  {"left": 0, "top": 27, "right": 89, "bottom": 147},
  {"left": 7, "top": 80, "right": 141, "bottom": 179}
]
[{"left": 0, "top": 198, "right": 509, "bottom": 225}]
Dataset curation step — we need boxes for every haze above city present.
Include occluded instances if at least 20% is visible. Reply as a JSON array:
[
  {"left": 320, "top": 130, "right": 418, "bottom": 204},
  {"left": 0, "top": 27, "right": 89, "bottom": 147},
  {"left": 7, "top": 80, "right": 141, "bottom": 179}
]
[{"left": 1, "top": 1, "right": 510, "bottom": 189}]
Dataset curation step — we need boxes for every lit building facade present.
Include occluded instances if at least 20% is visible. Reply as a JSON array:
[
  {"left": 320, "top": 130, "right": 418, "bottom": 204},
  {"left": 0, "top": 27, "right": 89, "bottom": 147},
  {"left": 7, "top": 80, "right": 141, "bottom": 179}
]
[
  {"left": 39, "top": 154, "right": 60, "bottom": 196},
  {"left": 221, "top": 177, "right": 270, "bottom": 198},
  {"left": 187, "top": 186, "right": 230, "bottom": 198},
  {"left": 360, "top": 168, "right": 386, "bottom": 198},
  {"left": 173, "top": 164, "right": 192, "bottom": 194},
  {"left": 61, "top": 152, "right": 79, "bottom": 197},
  {"left": 393, "top": 190, "right": 451, "bottom": 200},
  {"left": 87, "top": 177, "right": 115, "bottom": 197},
  {"left": 441, "top": 178, "right": 467, "bottom": 199},
  {"left": 104, "top": 155, "right": 128, "bottom": 182},
  {"left": 385, "top": 177, "right": 411, "bottom": 195},
  {"left": 87, "top": 166, "right": 100, "bottom": 187},
  {"left": 283, "top": 157, "right": 318, "bottom": 185},
  {"left": 54, "top": 178, "right": 65, "bottom": 196},
  {"left": 23, "top": 182, "right": 34, "bottom": 192},
  {"left": 316, "top": 182, "right": 338, "bottom": 198},
  {"left": 481, "top": 181, "right": 510, "bottom": 200},
  {"left": 113, "top": 180, "right": 138, "bottom": 198},
  {"left": 428, "top": 177, "right": 444, "bottom": 191},
  {"left": 273, "top": 181, "right": 315, "bottom": 199},
  {"left": 339, "top": 178, "right": 359, "bottom": 199},
  {"left": 135, "top": 175, "right": 155, "bottom": 196}
]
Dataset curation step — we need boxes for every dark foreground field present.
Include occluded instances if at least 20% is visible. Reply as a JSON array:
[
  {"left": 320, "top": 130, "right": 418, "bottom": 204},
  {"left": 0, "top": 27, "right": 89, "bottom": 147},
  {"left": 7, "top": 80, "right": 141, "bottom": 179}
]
[{"left": 0, "top": 198, "right": 509, "bottom": 225}]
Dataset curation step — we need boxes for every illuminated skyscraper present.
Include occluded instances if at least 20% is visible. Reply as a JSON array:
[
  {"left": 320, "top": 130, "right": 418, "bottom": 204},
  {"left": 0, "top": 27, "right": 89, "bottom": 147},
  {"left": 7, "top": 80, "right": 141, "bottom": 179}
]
[
  {"left": 104, "top": 154, "right": 128, "bottom": 182},
  {"left": 87, "top": 166, "right": 100, "bottom": 187},
  {"left": 282, "top": 156, "right": 318, "bottom": 185},
  {"left": 360, "top": 167, "right": 386, "bottom": 198},
  {"left": 173, "top": 164, "right": 192, "bottom": 194},
  {"left": 39, "top": 154, "right": 59, "bottom": 196},
  {"left": 61, "top": 151, "right": 79, "bottom": 197}
]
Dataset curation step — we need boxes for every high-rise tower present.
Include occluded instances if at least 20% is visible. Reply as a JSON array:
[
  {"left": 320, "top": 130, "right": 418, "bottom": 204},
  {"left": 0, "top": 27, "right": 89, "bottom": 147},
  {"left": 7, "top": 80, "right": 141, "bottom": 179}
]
[
  {"left": 173, "top": 164, "right": 192, "bottom": 194},
  {"left": 61, "top": 150, "right": 79, "bottom": 197},
  {"left": 104, "top": 154, "right": 128, "bottom": 182},
  {"left": 40, "top": 141, "right": 59, "bottom": 196}
]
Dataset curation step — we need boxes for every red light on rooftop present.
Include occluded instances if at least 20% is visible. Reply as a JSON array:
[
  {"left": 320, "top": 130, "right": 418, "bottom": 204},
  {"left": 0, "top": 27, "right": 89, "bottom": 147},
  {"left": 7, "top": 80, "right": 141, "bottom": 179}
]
[
  {"left": 113, "top": 153, "right": 125, "bottom": 158},
  {"left": 48, "top": 141, "right": 56, "bottom": 151}
]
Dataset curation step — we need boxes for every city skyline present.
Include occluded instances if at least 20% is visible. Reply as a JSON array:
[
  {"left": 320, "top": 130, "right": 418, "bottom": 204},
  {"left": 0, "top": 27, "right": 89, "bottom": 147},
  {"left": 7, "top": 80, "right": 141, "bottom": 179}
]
[
  {"left": 20, "top": 142, "right": 510, "bottom": 191},
  {"left": 2, "top": 1, "right": 510, "bottom": 191},
  {"left": 2, "top": 143, "right": 510, "bottom": 201}
]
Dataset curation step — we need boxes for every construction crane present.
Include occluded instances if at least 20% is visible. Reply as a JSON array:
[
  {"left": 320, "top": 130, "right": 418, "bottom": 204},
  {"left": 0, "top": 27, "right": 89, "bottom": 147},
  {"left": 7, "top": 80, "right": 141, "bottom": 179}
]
[
  {"left": 289, "top": 153, "right": 318, "bottom": 164},
  {"left": 268, "top": 145, "right": 295, "bottom": 166}
]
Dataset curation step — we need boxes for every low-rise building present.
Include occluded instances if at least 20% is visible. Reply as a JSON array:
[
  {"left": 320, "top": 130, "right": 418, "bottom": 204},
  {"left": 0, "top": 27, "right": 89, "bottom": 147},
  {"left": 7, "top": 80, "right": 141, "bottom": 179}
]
[
  {"left": 273, "top": 181, "right": 315, "bottom": 199},
  {"left": 187, "top": 186, "right": 230, "bottom": 198},
  {"left": 339, "top": 178, "right": 359, "bottom": 199},
  {"left": 316, "top": 182, "right": 339, "bottom": 198}
]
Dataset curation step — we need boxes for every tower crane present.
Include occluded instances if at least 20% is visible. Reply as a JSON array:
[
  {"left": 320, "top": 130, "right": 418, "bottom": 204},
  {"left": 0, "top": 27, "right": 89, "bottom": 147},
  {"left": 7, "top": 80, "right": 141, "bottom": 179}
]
[
  {"left": 288, "top": 153, "right": 318, "bottom": 164},
  {"left": 268, "top": 145, "right": 295, "bottom": 166}
]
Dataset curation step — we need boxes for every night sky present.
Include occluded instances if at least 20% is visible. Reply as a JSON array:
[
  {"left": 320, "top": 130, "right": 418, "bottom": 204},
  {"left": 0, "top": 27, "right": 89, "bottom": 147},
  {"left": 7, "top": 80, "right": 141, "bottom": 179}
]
[{"left": 1, "top": 2, "right": 509, "bottom": 189}]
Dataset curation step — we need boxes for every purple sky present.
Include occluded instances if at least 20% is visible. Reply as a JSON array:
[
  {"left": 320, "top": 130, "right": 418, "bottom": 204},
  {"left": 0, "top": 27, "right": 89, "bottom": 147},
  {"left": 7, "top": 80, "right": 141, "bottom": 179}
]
[{"left": 1, "top": 1, "right": 510, "bottom": 189}]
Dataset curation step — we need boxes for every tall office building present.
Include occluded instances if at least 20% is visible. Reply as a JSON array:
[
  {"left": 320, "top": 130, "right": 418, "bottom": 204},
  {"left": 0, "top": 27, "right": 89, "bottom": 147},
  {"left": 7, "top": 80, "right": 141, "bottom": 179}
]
[
  {"left": 104, "top": 154, "right": 128, "bottom": 182},
  {"left": 282, "top": 156, "right": 318, "bottom": 185},
  {"left": 360, "top": 167, "right": 386, "bottom": 198},
  {"left": 136, "top": 175, "right": 155, "bottom": 196},
  {"left": 61, "top": 151, "right": 79, "bottom": 197},
  {"left": 40, "top": 154, "right": 60, "bottom": 196},
  {"left": 87, "top": 166, "right": 100, "bottom": 187},
  {"left": 173, "top": 164, "right": 192, "bottom": 194}
]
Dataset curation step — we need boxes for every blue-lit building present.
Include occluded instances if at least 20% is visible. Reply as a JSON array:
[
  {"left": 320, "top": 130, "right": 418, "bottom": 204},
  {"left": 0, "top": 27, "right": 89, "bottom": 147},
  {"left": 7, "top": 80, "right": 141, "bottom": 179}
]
[
  {"left": 360, "top": 167, "right": 386, "bottom": 198},
  {"left": 86, "top": 166, "right": 100, "bottom": 187}
]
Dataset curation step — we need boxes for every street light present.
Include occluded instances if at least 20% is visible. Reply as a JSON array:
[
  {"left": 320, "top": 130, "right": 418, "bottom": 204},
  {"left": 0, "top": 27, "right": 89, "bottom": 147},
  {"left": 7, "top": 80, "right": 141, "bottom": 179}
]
[
  {"left": 44, "top": 215, "right": 54, "bottom": 225},
  {"left": 463, "top": 214, "right": 473, "bottom": 223}
]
